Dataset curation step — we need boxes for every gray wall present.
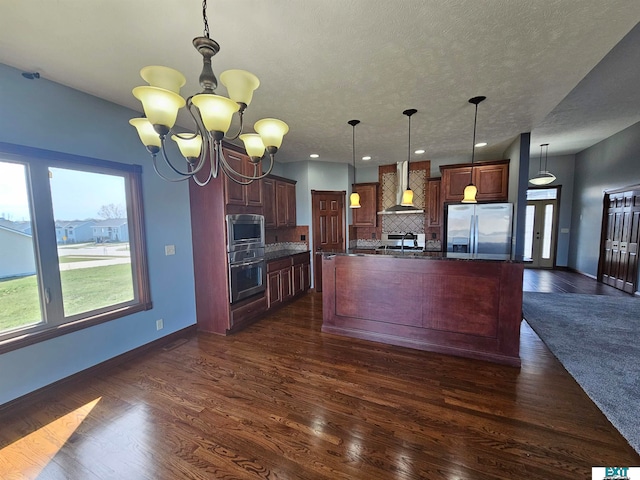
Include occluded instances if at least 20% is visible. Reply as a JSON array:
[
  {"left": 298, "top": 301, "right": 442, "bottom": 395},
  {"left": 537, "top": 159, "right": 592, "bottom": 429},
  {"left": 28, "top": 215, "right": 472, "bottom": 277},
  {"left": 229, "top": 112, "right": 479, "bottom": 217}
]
[
  {"left": 569, "top": 120, "right": 640, "bottom": 287},
  {"left": 527, "top": 153, "right": 576, "bottom": 267}
]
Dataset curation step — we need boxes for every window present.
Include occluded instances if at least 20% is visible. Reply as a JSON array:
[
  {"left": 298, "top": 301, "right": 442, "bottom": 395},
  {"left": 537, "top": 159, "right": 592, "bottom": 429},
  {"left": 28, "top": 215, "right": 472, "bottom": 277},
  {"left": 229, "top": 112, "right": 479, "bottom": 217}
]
[{"left": 0, "top": 143, "right": 151, "bottom": 352}]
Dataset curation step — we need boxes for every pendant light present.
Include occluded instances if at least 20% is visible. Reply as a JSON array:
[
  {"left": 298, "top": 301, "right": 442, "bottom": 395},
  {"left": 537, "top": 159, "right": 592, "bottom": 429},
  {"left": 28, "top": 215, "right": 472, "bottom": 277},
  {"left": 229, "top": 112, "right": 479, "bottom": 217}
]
[
  {"left": 401, "top": 109, "right": 418, "bottom": 206},
  {"left": 529, "top": 143, "right": 556, "bottom": 185},
  {"left": 348, "top": 119, "right": 361, "bottom": 209},
  {"left": 461, "top": 96, "right": 486, "bottom": 204}
]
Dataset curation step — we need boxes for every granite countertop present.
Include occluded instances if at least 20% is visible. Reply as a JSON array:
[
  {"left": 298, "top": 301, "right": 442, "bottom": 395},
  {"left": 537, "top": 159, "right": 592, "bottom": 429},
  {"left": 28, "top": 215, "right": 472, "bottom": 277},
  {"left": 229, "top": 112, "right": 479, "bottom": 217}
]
[
  {"left": 265, "top": 249, "right": 310, "bottom": 261},
  {"left": 322, "top": 249, "right": 521, "bottom": 263}
]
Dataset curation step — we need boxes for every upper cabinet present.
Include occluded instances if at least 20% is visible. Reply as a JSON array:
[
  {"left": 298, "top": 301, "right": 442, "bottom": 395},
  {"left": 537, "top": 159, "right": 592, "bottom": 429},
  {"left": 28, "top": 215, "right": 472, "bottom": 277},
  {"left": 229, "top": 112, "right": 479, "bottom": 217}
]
[
  {"left": 263, "top": 175, "right": 297, "bottom": 228},
  {"left": 352, "top": 182, "right": 378, "bottom": 227},
  {"left": 223, "top": 147, "right": 263, "bottom": 208},
  {"left": 440, "top": 159, "right": 509, "bottom": 203}
]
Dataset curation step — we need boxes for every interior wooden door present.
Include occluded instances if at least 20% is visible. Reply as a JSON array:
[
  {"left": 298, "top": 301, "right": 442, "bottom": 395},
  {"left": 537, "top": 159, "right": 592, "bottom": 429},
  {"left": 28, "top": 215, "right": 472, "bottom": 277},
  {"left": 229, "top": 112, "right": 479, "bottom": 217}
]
[
  {"left": 600, "top": 189, "right": 640, "bottom": 293},
  {"left": 311, "top": 190, "right": 345, "bottom": 292}
]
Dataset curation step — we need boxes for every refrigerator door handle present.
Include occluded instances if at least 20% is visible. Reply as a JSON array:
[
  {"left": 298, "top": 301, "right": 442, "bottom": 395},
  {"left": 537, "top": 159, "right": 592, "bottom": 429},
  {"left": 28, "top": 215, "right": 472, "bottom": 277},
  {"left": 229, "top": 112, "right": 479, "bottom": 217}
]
[{"left": 473, "top": 214, "right": 479, "bottom": 254}]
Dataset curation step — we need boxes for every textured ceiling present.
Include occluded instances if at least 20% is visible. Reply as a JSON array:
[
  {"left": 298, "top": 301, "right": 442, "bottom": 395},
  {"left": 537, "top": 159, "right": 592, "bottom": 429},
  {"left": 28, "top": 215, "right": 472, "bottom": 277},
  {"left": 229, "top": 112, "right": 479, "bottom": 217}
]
[{"left": 1, "top": 1, "right": 639, "bottom": 166}]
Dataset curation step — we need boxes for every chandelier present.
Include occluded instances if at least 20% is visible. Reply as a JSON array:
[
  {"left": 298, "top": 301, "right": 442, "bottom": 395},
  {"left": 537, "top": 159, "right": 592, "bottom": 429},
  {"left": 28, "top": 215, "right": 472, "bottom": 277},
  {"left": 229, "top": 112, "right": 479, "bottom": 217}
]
[{"left": 129, "top": 0, "right": 288, "bottom": 186}]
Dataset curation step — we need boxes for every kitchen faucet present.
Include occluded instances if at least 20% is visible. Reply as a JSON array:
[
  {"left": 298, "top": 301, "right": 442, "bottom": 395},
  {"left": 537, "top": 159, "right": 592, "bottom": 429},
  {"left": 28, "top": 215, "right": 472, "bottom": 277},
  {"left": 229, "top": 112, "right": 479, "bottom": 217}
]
[{"left": 401, "top": 232, "right": 415, "bottom": 253}]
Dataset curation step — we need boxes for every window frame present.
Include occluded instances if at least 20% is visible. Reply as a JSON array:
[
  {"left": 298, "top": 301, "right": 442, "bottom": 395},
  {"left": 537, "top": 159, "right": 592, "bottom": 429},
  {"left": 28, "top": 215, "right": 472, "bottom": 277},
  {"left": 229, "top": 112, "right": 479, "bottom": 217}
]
[{"left": 0, "top": 142, "right": 152, "bottom": 354}]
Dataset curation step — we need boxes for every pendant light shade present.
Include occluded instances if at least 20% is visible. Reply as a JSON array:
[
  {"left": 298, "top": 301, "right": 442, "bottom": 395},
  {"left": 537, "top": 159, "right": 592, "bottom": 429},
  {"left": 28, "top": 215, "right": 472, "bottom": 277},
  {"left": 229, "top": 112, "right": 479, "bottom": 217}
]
[
  {"left": 400, "top": 109, "right": 417, "bottom": 207},
  {"left": 348, "top": 119, "right": 361, "bottom": 209},
  {"left": 529, "top": 143, "right": 556, "bottom": 185},
  {"left": 461, "top": 96, "right": 486, "bottom": 204}
]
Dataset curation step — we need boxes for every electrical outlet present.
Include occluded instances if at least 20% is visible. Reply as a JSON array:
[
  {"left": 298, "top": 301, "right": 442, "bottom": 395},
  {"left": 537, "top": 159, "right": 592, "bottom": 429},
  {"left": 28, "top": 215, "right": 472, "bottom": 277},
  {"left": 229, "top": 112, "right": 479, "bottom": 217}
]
[
  {"left": 164, "top": 245, "right": 175, "bottom": 256},
  {"left": 301, "top": 234, "right": 306, "bottom": 241},
  {"left": 156, "top": 319, "right": 164, "bottom": 330},
  {"left": 371, "top": 232, "right": 376, "bottom": 239}
]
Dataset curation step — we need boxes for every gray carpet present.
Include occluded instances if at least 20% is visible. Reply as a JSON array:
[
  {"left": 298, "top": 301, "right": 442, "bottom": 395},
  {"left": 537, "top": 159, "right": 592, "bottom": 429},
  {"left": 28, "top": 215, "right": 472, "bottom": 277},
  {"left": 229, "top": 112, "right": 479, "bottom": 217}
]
[{"left": 522, "top": 292, "right": 640, "bottom": 454}]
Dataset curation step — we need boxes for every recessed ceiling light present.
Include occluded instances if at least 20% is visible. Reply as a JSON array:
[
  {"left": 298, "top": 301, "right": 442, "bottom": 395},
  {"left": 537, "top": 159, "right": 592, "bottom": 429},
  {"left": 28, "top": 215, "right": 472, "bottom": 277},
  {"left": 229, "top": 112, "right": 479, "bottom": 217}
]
[
  {"left": 414, "top": 149, "right": 425, "bottom": 155},
  {"left": 475, "top": 142, "right": 487, "bottom": 147},
  {"left": 309, "top": 153, "right": 319, "bottom": 158},
  {"left": 362, "top": 156, "right": 371, "bottom": 161}
]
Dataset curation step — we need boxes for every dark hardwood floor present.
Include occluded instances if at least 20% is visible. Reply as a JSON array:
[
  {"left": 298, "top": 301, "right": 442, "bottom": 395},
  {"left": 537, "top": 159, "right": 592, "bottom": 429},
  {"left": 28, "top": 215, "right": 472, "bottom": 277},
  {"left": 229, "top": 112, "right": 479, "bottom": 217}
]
[
  {"left": 1, "top": 270, "right": 638, "bottom": 479},
  {"left": 523, "top": 267, "right": 631, "bottom": 296}
]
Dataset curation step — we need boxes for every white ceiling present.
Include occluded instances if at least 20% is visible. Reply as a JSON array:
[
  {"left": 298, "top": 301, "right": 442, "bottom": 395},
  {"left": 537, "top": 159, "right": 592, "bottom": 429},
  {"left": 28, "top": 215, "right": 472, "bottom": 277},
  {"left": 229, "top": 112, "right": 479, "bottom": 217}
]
[{"left": 1, "top": 1, "right": 639, "bottom": 166}]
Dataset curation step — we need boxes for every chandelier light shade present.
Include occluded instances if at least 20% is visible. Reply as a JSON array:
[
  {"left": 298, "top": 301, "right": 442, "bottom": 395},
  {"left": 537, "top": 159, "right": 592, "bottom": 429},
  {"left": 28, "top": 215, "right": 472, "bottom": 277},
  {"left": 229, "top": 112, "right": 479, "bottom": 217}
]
[
  {"left": 348, "top": 119, "right": 361, "bottom": 209},
  {"left": 461, "top": 96, "right": 486, "bottom": 204},
  {"left": 129, "top": 0, "right": 288, "bottom": 186},
  {"left": 400, "top": 108, "right": 418, "bottom": 207},
  {"left": 529, "top": 143, "right": 556, "bottom": 185}
]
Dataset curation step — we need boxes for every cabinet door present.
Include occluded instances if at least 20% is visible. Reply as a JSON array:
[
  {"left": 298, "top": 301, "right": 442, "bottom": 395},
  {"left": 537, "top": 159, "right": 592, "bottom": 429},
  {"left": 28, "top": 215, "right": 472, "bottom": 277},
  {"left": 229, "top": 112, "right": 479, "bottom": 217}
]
[
  {"left": 282, "top": 267, "right": 293, "bottom": 300},
  {"left": 223, "top": 149, "right": 247, "bottom": 206},
  {"left": 267, "top": 271, "right": 282, "bottom": 309},
  {"left": 223, "top": 149, "right": 263, "bottom": 207},
  {"left": 442, "top": 167, "right": 472, "bottom": 202},
  {"left": 302, "top": 262, "right": 310, "bottom": 291},
  {"left": 263, "top": 177, "right": 277, "bottom": 228},
  {"left": 276, "top": 181, "right": 288, "bottom": 227},
  {"left": 352, "top": 183, "right": 378, "bottom": 227},
  {"left": 293, "top": 263, "right": 303, "bottom": 295},
  {"left": 474, "top": 163, "right": 508, "bottom": 201},
  {"left": 245, "top": 160, "right": 263, "bottom": 207},
  {"left": 285, "top": 182, "right": 296, "bottom": 226},
  {"left": 427, "top": 179, "right": 441, "bottom": 227}
]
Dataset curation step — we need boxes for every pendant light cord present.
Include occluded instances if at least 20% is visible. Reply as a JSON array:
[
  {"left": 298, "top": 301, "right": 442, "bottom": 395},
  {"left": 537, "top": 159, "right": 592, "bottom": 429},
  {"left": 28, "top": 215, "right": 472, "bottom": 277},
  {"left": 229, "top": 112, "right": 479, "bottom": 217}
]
[
  {"left": 471, "top": 103, "right": 478, "bottom": 166},
  {"left": 348, "top": 119, "right": 360, "bottom": 184}
]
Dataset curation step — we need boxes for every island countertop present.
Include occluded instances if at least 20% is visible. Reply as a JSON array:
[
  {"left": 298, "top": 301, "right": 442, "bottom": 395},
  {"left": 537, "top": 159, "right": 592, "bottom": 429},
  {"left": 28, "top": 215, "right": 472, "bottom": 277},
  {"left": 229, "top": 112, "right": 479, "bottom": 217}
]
[
  {"left": 321, "top": 252, "right": 524, "bottom": 366},
  {"left": 322, "top": 249, "right": 523, "bottom": 262}
]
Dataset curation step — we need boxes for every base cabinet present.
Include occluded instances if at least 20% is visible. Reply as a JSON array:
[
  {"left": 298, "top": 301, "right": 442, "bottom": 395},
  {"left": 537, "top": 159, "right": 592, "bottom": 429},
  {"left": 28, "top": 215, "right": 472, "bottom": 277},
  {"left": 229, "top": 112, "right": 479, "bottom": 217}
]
[
  {"left": 321, "top": 254, "right": 523, "bottom": 366},
  {"left": 267, "top": 252, "right": 310, "bottom": 310}
]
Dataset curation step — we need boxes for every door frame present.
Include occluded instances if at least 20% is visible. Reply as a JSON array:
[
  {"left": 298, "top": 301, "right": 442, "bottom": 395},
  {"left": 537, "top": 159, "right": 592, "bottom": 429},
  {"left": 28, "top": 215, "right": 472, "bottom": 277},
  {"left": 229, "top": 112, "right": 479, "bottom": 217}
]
[
  {"left": 524, "top": 186, "right": 561, "bottom": 269},
  {"left": 598, "top": 184, "right": 640, "bottom": 293},
  {"left": 311, "top": 190, "right": 346, "bottom": 291}
]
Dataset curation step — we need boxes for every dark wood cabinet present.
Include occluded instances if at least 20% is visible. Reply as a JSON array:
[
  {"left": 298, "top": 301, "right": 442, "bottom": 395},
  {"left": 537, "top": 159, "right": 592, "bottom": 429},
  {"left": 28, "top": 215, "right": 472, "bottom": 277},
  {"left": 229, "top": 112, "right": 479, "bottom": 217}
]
[
  {"left": 352, "top": 182, "right": 378, "bottom": 227},
  {"left": 440, "top": 160, "right": 509, "bottom": 203},
  {"left": 292, "top": 252, "right": 311, "bottom": 295},
  {"left": 223, "top": 147, "right": 263, "bottom": 208},
  {"left": 427, "top": 178, "right": 441, "bottom": 227},
  {"left": 267, "top": 252, "right": 310, "bottom": 310},
  {"left": 264, "top": 175, "right": 297, "bottom": 228},
  {"left": 322, "top": 254, "right": 523, "bottom": 366},
  {"left": 263, "top": 177, "right": 277, "bottom": 228}
]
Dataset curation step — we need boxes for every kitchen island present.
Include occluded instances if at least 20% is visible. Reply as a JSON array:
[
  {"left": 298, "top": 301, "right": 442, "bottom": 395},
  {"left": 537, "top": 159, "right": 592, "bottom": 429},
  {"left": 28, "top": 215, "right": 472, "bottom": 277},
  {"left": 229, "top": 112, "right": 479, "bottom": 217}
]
[{"left": 321, "top": 251, "right": 524, "bottom": 366}]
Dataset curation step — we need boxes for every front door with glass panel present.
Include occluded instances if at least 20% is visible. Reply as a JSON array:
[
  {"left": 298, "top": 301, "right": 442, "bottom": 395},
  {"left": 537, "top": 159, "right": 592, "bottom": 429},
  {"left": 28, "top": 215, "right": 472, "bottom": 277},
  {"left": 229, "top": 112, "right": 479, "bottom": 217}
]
[{"left": 524, "top": 188, "right": 558, "bottom": 268}]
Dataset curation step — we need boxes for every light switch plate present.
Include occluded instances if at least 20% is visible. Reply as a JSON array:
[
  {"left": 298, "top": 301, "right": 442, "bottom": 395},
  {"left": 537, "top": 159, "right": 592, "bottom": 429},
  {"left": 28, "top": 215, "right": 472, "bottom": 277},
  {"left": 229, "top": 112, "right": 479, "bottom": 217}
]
[{"left": 165, "top": 244, "right": 176, "bottom": 256}]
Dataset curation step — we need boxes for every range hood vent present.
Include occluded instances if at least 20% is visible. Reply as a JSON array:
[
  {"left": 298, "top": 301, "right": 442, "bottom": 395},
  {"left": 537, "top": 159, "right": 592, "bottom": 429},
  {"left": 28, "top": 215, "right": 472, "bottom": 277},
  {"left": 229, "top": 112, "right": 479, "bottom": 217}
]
[{"left": 378, "top": 161, "right": 424, "bottom": 215}]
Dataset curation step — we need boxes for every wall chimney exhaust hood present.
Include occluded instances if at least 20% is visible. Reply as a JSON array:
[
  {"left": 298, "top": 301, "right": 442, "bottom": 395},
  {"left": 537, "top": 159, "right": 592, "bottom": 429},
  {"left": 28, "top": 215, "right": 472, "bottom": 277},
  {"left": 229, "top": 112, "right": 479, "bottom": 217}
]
[{"left": 378, "top": 162, "right": 424, "bottom": 215}]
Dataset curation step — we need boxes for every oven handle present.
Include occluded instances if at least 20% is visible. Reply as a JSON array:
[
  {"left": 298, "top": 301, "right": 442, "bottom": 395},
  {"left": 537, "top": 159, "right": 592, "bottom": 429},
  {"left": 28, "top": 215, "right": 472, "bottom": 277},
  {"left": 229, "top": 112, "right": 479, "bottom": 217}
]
[{"left": 231, "top": 258, "right": 265, "bottom": 268}]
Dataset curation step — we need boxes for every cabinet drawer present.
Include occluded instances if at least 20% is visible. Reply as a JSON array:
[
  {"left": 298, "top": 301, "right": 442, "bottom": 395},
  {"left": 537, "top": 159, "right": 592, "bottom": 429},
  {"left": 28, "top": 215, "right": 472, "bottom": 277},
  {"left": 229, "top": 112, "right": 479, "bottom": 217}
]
[
  {"left": 230, "top": 294, "right": 267, "bottom": 328},
  {"left": 291, "top": 251, "right": 310, "bottom": 265},
  {"left": 267, "top": 257, "right": 292, "bottom": 272}
]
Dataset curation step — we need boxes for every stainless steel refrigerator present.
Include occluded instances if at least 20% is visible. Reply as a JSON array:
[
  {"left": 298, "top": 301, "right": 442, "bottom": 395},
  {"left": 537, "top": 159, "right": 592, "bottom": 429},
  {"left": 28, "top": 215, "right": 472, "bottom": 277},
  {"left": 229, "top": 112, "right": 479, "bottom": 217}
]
[{"left": 445, "top": 203, "right": 513, "bottom": 255}]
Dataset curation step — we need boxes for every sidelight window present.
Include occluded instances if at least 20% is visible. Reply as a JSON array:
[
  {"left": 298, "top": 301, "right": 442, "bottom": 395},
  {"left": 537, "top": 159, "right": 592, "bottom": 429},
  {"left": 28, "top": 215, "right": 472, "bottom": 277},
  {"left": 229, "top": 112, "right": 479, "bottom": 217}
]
[{"left": 0, "top": 144, "right": 151, "bottom": 352}]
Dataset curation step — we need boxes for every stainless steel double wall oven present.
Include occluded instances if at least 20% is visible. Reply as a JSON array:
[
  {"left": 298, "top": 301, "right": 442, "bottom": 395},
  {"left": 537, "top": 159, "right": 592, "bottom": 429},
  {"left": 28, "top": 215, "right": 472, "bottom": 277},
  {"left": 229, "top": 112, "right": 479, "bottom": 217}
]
[{"left": 226, "top": 214, "right": 266, "bottom": 304}]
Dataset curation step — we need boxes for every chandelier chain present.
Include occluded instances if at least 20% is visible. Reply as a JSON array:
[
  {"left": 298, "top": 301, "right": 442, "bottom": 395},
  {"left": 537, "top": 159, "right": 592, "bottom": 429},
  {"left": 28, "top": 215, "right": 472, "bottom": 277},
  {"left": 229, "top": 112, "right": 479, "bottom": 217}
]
[{"left": 202, "top": 0, "right": 210, "bottom": 38}]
